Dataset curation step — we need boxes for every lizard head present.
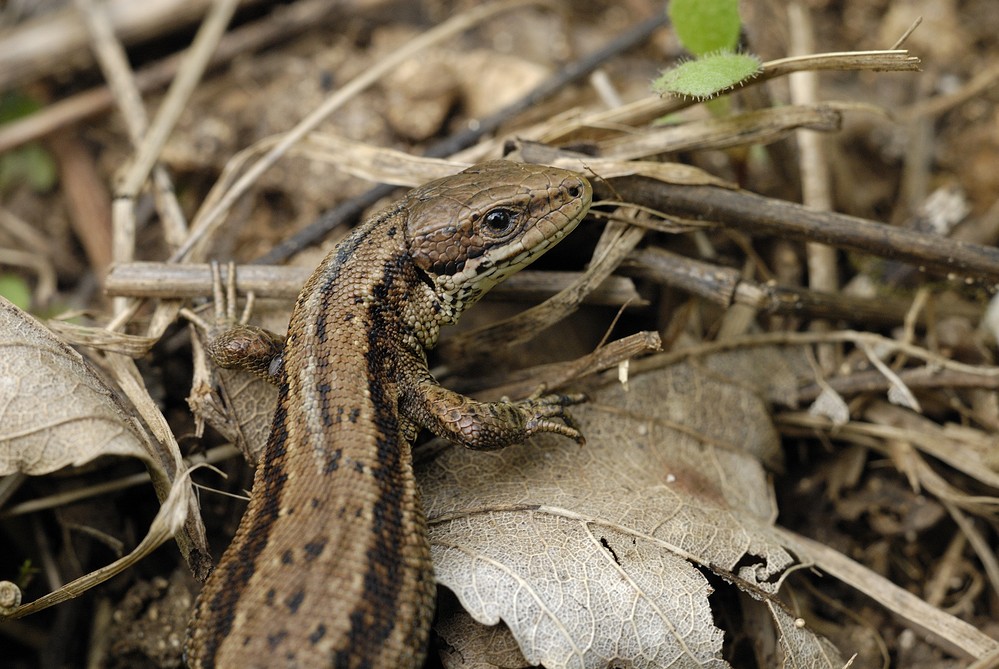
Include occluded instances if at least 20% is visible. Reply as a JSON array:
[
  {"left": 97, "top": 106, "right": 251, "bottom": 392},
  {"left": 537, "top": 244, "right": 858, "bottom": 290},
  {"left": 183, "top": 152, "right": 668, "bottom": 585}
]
[{"left": 405, "top": 160, "right": 592, "bottom": 324}]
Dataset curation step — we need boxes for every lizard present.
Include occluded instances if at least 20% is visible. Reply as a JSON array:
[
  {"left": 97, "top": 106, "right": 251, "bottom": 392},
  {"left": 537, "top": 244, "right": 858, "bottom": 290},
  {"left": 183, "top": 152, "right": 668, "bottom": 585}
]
[{"left": 185, "top": 160, "right": 592, "bottom": 668}]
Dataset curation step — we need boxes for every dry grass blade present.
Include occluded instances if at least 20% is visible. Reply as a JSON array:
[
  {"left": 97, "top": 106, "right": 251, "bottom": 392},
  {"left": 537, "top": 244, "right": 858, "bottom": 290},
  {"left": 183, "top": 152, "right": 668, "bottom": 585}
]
[
  {"left": 0, "top": 466, "right": 195, "bottom": 620},
  {"left": 177, "top": 0, "right": 549, "bottom": 261},
  {"left": 778, "top": 528, "right": 998, "bottom": 659}
]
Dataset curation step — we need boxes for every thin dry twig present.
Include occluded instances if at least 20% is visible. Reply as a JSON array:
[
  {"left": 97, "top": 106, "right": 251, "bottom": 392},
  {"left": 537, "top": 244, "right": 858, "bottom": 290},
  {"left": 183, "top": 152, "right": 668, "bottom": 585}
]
[
  {"left": 633, "top": 329, "right": 999, "bottom": 380},
  {"left": 609, "top": 178, "right": 999, "bottom": 282},
  {"left": 114, "top": 0, "right": 241, "bottom": 202},
  {"left": 103, "top": 261, "right": 642, "bottom": 307},
  {"left": 72, "top": 0, "right": 189, "bottom": 265},
  {"left": 778, "top": 527, "right": 999, "bottom": 660}
]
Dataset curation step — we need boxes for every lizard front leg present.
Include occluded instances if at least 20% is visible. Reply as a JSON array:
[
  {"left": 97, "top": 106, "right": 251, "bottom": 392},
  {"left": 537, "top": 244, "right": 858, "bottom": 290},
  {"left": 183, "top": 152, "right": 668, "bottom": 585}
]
[
  {"left": 185, "top": 261, "right": 287, "bottom": 385},
  {"left": 397, "top": 350, "right": 585, "bottom": 451}
]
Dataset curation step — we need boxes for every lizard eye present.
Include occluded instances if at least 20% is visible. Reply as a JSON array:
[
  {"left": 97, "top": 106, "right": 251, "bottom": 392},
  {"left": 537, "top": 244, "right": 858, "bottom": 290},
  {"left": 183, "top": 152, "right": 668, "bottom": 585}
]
[{"left": 482, "top": 208, "right": 517, "bottom": 235}]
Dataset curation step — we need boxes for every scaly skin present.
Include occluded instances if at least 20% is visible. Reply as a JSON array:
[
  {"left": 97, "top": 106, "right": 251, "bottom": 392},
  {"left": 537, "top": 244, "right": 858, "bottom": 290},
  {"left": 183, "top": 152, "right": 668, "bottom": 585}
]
[{"left": 186, "top": 161, "right": 592, "bottom": 668}]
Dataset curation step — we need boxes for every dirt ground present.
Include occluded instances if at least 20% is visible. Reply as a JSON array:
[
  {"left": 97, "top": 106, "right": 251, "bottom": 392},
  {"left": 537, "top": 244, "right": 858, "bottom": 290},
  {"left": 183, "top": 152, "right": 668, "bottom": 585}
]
[{"left": 1, "top": 1, "right": 998, "bottom": 667}]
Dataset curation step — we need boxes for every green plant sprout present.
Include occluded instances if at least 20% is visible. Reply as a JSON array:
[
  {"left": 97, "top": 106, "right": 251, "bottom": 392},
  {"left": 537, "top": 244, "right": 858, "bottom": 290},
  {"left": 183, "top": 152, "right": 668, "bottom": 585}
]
[
  {"left": 653, "top": 0, "right": 762, "bottom": 100},
  {"left": 0, "top": 93, "right": 57, "bottom": 193}
]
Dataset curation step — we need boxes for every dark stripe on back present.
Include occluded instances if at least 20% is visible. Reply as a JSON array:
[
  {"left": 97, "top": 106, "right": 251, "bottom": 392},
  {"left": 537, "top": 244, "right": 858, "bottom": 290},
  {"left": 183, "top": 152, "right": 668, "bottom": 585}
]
[
  {"left": 337, "top": 253, "right": 410, "bottom": 664},
  {"left": 199, "top": 383, "right": 292, "bottom": 664}
]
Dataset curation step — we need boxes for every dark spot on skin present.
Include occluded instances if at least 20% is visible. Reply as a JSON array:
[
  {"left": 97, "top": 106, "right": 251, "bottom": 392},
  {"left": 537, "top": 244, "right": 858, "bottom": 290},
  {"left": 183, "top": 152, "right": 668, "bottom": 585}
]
[
  {"left": 265, "top": 588, "right": 276, "bottom": 605},
  {"left": 354, "top": 460, "right": 365, "bottom": 473},
  {"left": 196, "top": 386, "right": 291, "bottom": 662},
  {"left": 267, "top": 630, "right": 289, "bottom": 649},
  {"left": 386, "top": 226, "right": 397, "bottom": 237},
  {"left": 309, "top": 624, "right": 327, "bottom": 645},
  {"left": 304, "top": 539, "right": 327, "bottom": 561},
  {"left": 324, "top": 449, "right": 342, "bottom": 474},
  {"left": 349, "top": 407, "right": 360, "bottom": 423},
  {"left": 344, "top": 312, "right": 354, "bottom": 321},
  {"left": 286, "top": 589, "right": 305, "bottom": 614},
  {"left": 315, "top": 310, "right": 327, "bottom": 342},
  {"left": 281, "top": 549, "right": 294, "bottom": 565},
  {"left": 311, "top": 497, "right": 321, "bottom": 509},
  {"left": 414, "top": 265, "right": 435, "bottom": 290}
]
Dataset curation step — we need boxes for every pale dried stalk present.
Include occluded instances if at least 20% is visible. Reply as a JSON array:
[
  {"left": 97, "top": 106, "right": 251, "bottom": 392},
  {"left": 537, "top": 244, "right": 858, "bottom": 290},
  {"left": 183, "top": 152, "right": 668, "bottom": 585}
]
[
  {"left": 176, "top": 0, "right": 549, "bottom": 262},
  {"left": 538, "top": 50, "right": 920, "bottom": 145},
  {"left": 778, "top": 527, "right": 998, "bottom": 660},
  {"left": 0, "top": 468, "right": 194, "bottom": 620}
]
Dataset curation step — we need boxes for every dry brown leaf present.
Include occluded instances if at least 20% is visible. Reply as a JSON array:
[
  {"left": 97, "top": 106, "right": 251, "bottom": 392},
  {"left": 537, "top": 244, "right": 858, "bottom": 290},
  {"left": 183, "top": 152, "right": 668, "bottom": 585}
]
[
  {"left": 768, "top": 601, "right": 848, "bottom": 669},
  {"left": 0, "top": 296, "right": 153, "bottom": 474},
  {"left": 437, "top": 604, "right": 532, "bottom": 669},
  {"left": 188, "top": 363, "right": 277, "bottom": 465},
  {"left": 1, "top": 465, "right": 195, "bottom": 619},
  {"left": 0, "top": 296, "right": 203, "bottom": 616},
  {"left": 420, "top": 350, "right": 843, "bottom": 669}
]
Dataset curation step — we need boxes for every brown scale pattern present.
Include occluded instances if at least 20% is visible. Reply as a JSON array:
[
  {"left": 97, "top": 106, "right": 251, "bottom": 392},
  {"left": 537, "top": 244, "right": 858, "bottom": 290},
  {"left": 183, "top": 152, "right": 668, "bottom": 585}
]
[{"left": 186, "top": 161, "right": 591, "bottom": 668}]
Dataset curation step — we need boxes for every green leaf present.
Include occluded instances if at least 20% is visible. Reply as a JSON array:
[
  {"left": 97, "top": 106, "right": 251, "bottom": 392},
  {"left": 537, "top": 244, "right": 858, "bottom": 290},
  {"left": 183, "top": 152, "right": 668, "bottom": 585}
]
[
  {"left": 668, "top": 0, "right": 742, "bottom": 56},
  {"left": 652, "top": 52, "right": 762, "bottom": 100},
  {"left": 0, "top": 91, "right": 42, "bottom": 123},
  {"left": 0, "top": 92, "right": 58, "bottom": 193},
  {"left": 0, "top": 143, "right": 58, "bottom": 192},
  {"left": 0, "top": 274, "right": 33, "bottom": 311}
]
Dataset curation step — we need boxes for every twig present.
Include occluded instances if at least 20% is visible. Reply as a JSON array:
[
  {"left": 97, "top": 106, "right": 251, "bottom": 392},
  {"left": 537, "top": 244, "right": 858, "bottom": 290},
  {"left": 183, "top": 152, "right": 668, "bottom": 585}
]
[
  {"left": 788, "top": 3, "right": 838, "bottom": 369},
  {"left": 103, "top": 261, "right": 642, "bottom": 307},
  {"left": 608, "top": 179, "right": 999, "bottom": 283},
  {"left": 794, "top": 367, "right": 999, "bottom": 404},
  {"left": 632, "top": 329, "right": 999, "bottom": 380},
  {"left": 777, "top": 527, "right": 999, "bottom": 660},
  {"left": 623, "top": 247, "right": 983, "bottom": 327},
  {"left": 115, "top": 0, "right": 241, "bottom": 201}
]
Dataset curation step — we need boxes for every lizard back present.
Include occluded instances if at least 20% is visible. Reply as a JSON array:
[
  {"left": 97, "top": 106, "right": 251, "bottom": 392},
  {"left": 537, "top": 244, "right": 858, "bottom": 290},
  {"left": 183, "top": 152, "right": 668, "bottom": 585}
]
[{"left": 187, "top": 161, "right": 592, "bottom": 668}]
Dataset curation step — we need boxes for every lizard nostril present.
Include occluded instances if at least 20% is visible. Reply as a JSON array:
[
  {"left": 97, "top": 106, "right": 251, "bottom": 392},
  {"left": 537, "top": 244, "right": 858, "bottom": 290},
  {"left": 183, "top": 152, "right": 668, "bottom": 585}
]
[{"left": 567, "top": 184, "right": 581, "bottom": 198}]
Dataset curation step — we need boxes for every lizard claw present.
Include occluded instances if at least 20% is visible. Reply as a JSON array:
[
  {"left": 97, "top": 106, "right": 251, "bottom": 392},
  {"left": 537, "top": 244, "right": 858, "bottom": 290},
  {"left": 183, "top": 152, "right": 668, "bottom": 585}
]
[
  {"left": 183, "top": 261, "right": 285, "bottom": 382},
  {"left": 520, "top": 392, "right": 587, "bottom": 445}
]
